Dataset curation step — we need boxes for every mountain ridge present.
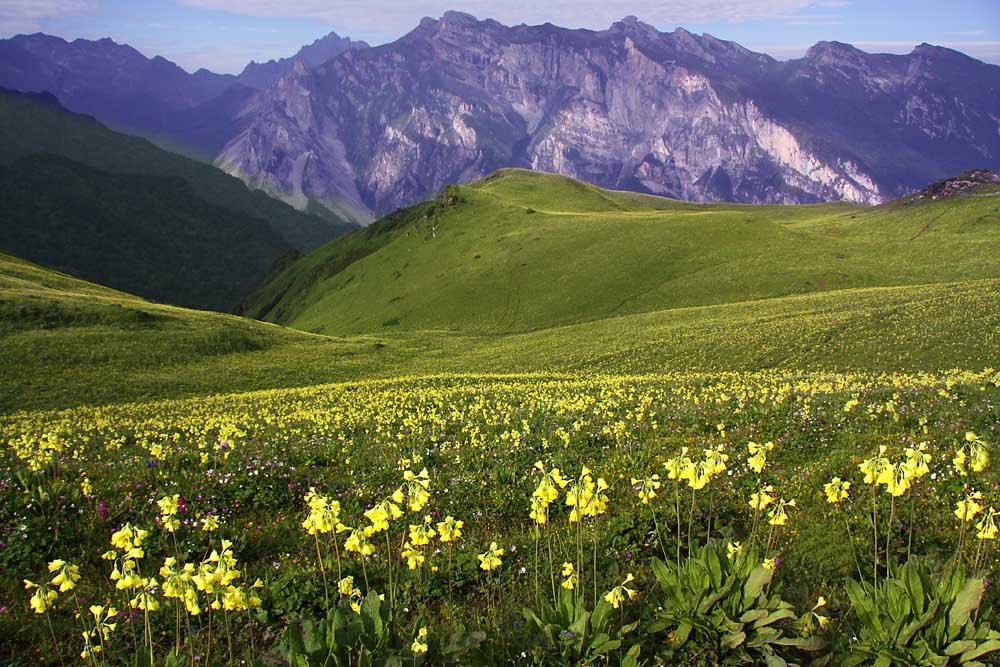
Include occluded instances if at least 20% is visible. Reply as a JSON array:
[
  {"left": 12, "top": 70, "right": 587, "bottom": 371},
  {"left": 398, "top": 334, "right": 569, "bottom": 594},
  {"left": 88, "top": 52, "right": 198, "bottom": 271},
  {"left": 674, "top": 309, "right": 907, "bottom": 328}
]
[{"left": 1, "top": 18, "right": 998, "bottom": 223}]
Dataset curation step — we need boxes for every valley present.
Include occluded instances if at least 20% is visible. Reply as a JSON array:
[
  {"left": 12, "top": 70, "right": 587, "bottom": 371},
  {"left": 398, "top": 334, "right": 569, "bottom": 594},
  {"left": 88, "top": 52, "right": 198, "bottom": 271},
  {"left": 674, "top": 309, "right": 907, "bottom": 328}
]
[{"left": 1, "top": 9, "right": 999, "bottom": 666}]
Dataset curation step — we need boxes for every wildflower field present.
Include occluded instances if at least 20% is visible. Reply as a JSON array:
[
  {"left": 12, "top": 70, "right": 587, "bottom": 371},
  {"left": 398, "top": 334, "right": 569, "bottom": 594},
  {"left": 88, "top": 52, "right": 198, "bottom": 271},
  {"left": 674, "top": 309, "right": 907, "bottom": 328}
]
[{"left": 3, "top": 370, "right": 999, "bottom": 665}]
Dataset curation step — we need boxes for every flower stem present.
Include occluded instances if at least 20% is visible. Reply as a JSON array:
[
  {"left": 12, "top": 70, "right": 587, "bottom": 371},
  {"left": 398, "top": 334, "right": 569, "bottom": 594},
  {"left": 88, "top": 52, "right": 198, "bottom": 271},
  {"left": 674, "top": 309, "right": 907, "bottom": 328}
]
[{"left": 315, "top": 533, "right": 330, "bottom": 608}]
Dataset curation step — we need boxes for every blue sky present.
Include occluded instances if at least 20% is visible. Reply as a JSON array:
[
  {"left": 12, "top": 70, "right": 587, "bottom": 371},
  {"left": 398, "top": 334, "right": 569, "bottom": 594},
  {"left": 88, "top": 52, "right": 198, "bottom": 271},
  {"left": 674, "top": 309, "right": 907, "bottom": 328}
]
[{"left": 1, "top": 0, "right": 998, "bottom": 73}]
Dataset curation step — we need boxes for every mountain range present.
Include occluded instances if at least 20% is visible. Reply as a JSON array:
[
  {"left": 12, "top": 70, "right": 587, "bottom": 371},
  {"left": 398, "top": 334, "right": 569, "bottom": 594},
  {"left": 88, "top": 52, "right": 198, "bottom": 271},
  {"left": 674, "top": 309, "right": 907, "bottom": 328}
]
[
  {"left": 1, "top": 13, "right": 999, "bottom": 224},
  {"left": 0, "top": 88, "right": 355, "bottom": 311}
]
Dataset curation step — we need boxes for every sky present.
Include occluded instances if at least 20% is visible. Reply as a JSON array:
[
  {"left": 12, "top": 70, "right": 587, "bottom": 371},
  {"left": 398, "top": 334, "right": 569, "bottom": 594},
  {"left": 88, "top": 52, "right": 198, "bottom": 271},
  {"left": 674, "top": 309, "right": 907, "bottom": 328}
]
[{"left": 1, "top": 0, "right": 998, "bottom": 74}]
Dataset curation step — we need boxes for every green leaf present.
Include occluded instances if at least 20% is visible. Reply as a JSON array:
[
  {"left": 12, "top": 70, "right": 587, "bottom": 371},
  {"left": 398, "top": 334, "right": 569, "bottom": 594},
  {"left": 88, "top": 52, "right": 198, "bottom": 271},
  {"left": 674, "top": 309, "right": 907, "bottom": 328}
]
[
  {"left": 621, "top": 644, "right": 642, "bottom": 667},
  {"left": 752, "top": 608, "right": 796, "bottom": 629},
  {"left": 794, "top": 635, "right": 826, "bottom": 652},
  {"left": 904, "top": 565, "right": 926, "bottom": 616},
  {"left": 959, "top": 639, "right": 1000, "bottom": 662},
  {"left": 721, "top": 630, "right": 746, "bottom": 648},
  {"left": 705, "top": 545, "right": 724, "bottom": 589},
  {"left": 651, "top": 558, "right": 672, "bottom": 589},
  {"left": 897, "top": 599, "right": 940, "bottom": 648},
  {"left": 949, "top": 578, "right": 985, "bottom": 630},
  {"left": 740, "top": 609, "right": 769, "bottom": 624},
  {"left": 945, "top": 639, "right": 977, "bottom": 655},
  {"left": 846, "top": 577, "right": 884, "bottom": 637},
  {"left": 675, "top": 621, "right": 693, "bottom": 646},
  {"left": 744, "top": 566, "right": 773, "bottom": 601},
  {"left": 591, "top": 599, "right": 613, "bottom": 632},
  {"left": 648, "top": 618, "right": 671, "bottom": 634},
  {"left": 842, "top": 650, "right": 874, "bottom": 667}
]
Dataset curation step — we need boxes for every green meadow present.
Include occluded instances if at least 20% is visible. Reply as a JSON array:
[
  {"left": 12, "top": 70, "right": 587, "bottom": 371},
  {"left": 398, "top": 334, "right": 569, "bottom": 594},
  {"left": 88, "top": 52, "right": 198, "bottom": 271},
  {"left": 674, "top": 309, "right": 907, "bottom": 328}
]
[{"left": 2, "top": 170, "right": 999, "bottom": 665}]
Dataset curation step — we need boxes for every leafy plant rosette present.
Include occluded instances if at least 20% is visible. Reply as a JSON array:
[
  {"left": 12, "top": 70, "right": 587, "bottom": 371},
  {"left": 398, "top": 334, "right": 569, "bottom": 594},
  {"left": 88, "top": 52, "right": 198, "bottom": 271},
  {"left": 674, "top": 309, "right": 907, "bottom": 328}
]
[
  {"left": 843, "top": 559, "right": 1000, "bottom": 666},
  {"left": 280, "top": 590, "right": 484, "bottom": 667},
  {"left": 647, "top": 541, "right": 823, "bottom": 666},
  {"left": 522, "top": 585, "right": 642, "bottom": 666}
]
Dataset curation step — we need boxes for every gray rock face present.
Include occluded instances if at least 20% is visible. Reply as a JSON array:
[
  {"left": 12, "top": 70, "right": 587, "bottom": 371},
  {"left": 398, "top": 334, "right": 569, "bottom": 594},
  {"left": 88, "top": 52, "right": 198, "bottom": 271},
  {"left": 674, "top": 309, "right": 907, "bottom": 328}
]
[
  {"left": 3, "top": 15, "right": 998, "bottom": 222},
  {"left": 216, "top": 14, "right": 1000, "bottom": 221},
  {"left": 238, "top": 32, "right": 370, "bottom": 89}
]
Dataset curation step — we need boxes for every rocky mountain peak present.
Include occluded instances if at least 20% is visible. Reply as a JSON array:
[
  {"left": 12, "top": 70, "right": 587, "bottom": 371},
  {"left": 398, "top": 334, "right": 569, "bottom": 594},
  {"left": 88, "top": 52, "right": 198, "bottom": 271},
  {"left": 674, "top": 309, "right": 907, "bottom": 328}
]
[
  {"left": 805, "top": 40, "right": 868, "bottom": 64},
  {"left": 440, "top": 10, "right": 480, "bottom": 26},
  {"left": 238, "top": 30, "right": 367, "bottom": 88},
  {"left": 610, "top": 15, "right": 659, "bottom": 36},
  {"left": 914, "top": 169, "right": 1000, "bottom": 200},
  {"left": 6, "top": 19, "right": 996, "bottom": 221}
]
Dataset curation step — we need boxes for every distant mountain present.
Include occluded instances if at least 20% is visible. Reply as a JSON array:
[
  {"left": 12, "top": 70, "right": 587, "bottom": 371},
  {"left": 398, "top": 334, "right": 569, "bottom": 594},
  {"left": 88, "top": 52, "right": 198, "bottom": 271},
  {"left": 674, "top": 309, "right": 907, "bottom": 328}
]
[
  {"left": 2, "top": 16, "right": 998, "bottom": 218},
  {"left": 0, "top": 154, "right": 292, "bottom": 312},
  {"left": 0, "top": 33, "right": 236, "bottom": 134},
  {"left": 238, "top": 31, "right": 369, "bottom": 89},
  {"left": 0, "top": 87, "right": 355, "bottom": 250},
  {"left": 216, "top": 13, "right": 1000, "bottom": 218}
]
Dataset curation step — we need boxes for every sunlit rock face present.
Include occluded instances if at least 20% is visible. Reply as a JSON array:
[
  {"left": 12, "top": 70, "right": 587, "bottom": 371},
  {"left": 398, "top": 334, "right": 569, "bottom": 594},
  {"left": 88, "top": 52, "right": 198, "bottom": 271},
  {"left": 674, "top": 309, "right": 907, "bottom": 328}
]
[
  {"left": 15, "top": 15, "right": 989, "bottom": 221},
  {"left": 214, "top": 14, "right": 999, "bottom": 220}
]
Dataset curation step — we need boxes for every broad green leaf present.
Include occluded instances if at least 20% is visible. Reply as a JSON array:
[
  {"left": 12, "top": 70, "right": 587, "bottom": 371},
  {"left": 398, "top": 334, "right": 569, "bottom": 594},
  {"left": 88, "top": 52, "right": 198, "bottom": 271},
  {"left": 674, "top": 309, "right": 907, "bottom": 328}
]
[
  {"left": 721, "top": 630, "right": 746, "bottom": 648},
  {"left": 949, "top": 578, "right": 984, "bottom": 630},
  {"left": 744, "top": 566, "right": 773, "bottom": 601},
  {"left": 959, "top": 638, "right": 1000, "bottom": 662},
  {"left": 944, "top": 639, "right": 977, "bottom": 655}
]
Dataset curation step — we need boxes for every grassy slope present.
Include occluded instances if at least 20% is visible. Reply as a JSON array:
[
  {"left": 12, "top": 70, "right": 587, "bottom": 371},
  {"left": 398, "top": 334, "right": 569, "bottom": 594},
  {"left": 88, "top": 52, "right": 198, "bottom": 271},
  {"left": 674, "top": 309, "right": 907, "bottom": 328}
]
[
  {"left": 0, "top": 87, "right": 354, "bottom": 251},
  {"left": 0, "top": 155, "right": 293, "bottom": 312},
  {"left": 3, "top": 248, "right": 998, "bottom": 413},
  {"left": 246, "top": 169, "right": 1000, "bottom": 336},
  {"left": 0, "top": 252, "right": 407, "bottom": 412}
]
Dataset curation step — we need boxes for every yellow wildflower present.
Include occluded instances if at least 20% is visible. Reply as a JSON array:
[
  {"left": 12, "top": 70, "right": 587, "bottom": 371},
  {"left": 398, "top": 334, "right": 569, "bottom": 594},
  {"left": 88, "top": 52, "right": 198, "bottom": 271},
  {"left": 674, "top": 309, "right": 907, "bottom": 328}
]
[
  {"left": 436, "top": 516, "right": 463, "bottom": 542},
  {"left": 824, "top": 477, "right": 850, "bottom": 504},
  {"left": 976, "top": 507, "right": 998, "bottom": 540},
  {"left": 955, "top": 492, "right": 984, "bottom": 522},
  {"left": 478, "top": 542, "right": 503, "bottom": 571}
]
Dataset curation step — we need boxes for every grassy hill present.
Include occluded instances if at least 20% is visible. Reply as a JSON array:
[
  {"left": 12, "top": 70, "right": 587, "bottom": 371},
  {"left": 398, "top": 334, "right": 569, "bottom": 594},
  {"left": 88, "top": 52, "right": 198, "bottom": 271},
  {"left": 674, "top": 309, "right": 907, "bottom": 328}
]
[
  {"left": 0, "top": 155, "right": 302, "bottom": 311},
  {"left": 0, "top": 87, "right": 355, "bottom": 252},
  {"left": 3, "top": 247, "right": 998, "bottom": 413},
  {"left": 0, "top": 252, "right": 387, "bottom": 411},
  {"left": 244, "top": 169, "right": 1000, "bottom": 335}
]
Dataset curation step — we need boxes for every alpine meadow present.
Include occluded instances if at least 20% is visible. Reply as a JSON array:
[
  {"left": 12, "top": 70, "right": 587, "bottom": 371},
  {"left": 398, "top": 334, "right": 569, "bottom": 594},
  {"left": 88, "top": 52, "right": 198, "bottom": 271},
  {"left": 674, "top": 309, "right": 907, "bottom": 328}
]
[{"left": 1, "top": 5, "right": 1000, "bottom": 667}]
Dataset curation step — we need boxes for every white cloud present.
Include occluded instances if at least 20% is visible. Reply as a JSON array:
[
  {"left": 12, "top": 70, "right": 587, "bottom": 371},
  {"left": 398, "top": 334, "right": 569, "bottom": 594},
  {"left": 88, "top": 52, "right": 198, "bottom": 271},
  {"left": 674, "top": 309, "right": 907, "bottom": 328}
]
[
  {"left": 0, "top": 0, "right": 95, "bottom": 34},
  {"left": 173, "top": 0, "right": 825, "bottom": 35}
]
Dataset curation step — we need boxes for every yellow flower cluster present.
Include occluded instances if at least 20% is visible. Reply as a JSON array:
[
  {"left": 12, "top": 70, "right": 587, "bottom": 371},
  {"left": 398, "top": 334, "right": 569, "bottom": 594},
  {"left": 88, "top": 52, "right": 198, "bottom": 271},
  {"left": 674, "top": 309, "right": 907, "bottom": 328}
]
[
  {"left": 157, "top": 494, "right": 181, "bottom": 532},
  {"left": 411, "top": 626, "right": 429, "bottom": 654},
  {"left": 23, "top": 567, "right": 65, "bottom": 614},
  {"left": 301, "top": 487, "right": 347, "bottom": 535},
  {"left": 749, "top": 485, "right": 776, "bottom": 511},
  {"left": 858, "top": 443, "right": 931, "bottom": 498},
  {"left": 664, "top": 445, "right": 728, "bottom": 491},
  {"left": 81, "top": 604, "right": 118, "bottom": 659},
  {"left": 603, "top": 573, "right": 637, "bottom": 609},
  {"left": 566, "top": 466, "right": 609, "bottom": 523},
  {"left": 747, "top": 441, "right": 775, "bottom": 474},
  {"left": 954, "top": 431, "right": 990, "bottom": 476},
  {"left": 977, "top": 507, "right": 998, "bottom": 540},
  {"left": 529, "top": 461, "right": 568, "bottom": 525},
  {"left": 823, "top": 477, "right": 851, "bottom": 504},
  {"left": 955, "top": 491, "right": 984, "bottom": 522},
  {"left": 631, "top": 474, "right": 661, "bottom": 505},
  {"left": 561, "top": 561, "right": 576, "bottom": 590},
  {"left": 768, "top": 498, "right": 797, "bottom": 526},
  {"left": 478, "top": 542, "right": 504, "bottom": 571},
  {"left": 436, "top": 515, "right": 463, "bottom": 543}
]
